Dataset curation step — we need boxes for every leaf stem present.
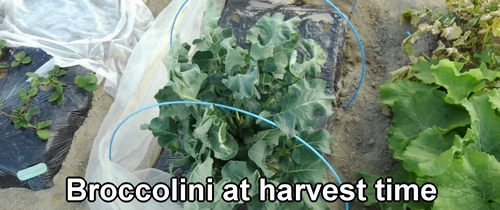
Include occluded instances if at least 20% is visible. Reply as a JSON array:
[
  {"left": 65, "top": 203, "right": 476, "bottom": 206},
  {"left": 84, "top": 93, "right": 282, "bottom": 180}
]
[
  {"left": 0, "top": 110, "right": 17, "bottom": 118},
  {"left": 24, "top": 98, "right": 30, "bottom": 113},
  {"left": 226, "top": 115, "right": 239, "bottom": 135}
]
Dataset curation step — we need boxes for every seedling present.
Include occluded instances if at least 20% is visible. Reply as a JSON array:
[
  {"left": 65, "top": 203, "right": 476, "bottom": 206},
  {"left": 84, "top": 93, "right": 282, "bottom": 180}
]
[
  {"left": 0, "top": 40, "right": 6, "bottom": 58},
  {"left": 0, "top": 39, "right": 99, "bottom": 141},
  {"left": 0, "top": 100, "right": 52, "bottom": 140},
  {"left": 11, "top": 51, "right": 31, "bottom": 67},
  {"left": 74, "top": 72, "right": 99, "bottom": 91}
]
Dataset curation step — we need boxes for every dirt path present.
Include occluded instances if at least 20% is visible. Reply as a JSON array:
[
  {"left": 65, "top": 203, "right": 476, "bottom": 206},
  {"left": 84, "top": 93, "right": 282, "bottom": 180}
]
[{"left": 309, "top": 0, "right": 445, "bottom": 209}]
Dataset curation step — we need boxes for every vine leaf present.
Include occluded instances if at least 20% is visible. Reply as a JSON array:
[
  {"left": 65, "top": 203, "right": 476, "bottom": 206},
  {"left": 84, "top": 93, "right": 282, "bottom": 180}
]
[
  {"left": 379, "top": 78, "right": 437, "bottom": 107},
  {"left": 432, "top": 59, "right": 485, "bottom": 104},
  {"left": 388, "top": 89, "right": 470, "bottom": 158},
  {"left": 433, "top": 150, "right": 500, "bottom": 209},
  {"left": 401, "top": 126, "right": 466, "bottom": 176},
  {"left": 462, "top": 93, "right": 500, "bottom": 158}
]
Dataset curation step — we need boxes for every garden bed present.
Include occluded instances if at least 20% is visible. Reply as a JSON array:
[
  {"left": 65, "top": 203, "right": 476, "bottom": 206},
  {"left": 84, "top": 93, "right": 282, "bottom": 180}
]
[{"left": 0, "top": 47, "right": 94, "bottom": 190}]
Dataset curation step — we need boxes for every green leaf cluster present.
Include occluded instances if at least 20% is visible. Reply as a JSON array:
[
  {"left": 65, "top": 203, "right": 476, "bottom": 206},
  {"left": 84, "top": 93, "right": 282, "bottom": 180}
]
[
  {"left": 363, "top": 57, "right": 500, "bottom": 209},
  {"left": 1, "top": 61, "right": 99, "bottom": 141},
  {"left": 145, "top": 1, "right": 335, "bottom": 209},
  {"left": 394, "top": 0, "right": 500, "bottom": 80},
  {"left": 74, "top": 72, "right": 98, "bottom": 91},
  {"left": 361, "top": 3, "right": 500, "bottom": 208},
  {"left": 11, "top": 51, "right": 32, "bottom": 67}
]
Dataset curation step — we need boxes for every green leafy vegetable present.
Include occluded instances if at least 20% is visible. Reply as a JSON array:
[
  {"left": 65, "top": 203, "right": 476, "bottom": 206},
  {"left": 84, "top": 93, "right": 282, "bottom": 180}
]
[
  {"left": 359, "top": 1, "right": 500, "bottom": 209},
  {"left": 145, "top": 2, "right": 334, "bottom": 209},
  {"left": 432, "top": 150, "right": 500, "bottom": 209}
]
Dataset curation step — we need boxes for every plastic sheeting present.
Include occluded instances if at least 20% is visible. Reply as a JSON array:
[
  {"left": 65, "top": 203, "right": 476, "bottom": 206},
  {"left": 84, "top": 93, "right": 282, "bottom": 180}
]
[
  {"left": 0, "top": 47, "right": 92, "bottom": 190},
  {"left": 84, "top": 0, "right": 218, "bottom": 209},
  {"left": 0, "top": 0, "right": 154, "bottom": 97}
]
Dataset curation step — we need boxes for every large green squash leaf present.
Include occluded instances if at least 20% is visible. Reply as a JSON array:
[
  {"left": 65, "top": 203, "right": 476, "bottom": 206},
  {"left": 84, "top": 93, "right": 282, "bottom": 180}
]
[
  {"left": 432, "top": 59, "right": 485, "bottom": 104},
  {"left": 462, "top": 93, "right": 500, "bottom": 158},
  {"left": 388, "top": 88, "right": 470, "bottom": 156},
  {"left": 433, "top": 150, "right": 500, "bottom": 209},
  {"left": 402, "top": 126, "right": 467, "bottom": 176},
  {"left": 379, "top": 78, "right": 437, "bottom": 107}
]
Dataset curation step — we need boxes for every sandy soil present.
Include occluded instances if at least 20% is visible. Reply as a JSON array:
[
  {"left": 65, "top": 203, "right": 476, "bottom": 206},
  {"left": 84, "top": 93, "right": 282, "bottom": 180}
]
[{"left": 0, "top": 0, "right": 446, "bottom": 210}]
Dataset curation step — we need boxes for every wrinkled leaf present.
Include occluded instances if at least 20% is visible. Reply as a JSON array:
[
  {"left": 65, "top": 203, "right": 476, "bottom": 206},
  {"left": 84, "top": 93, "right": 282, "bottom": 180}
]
[
  {"left": 170, "top": 64, "right": 208, "bottom": 101},
  {"left": 290, "top": 39, "right": 326, "bottom": 79},
  {"left": 389, "top": 89, "right": 471, "bottom": 156},
  {"left": 441, "top": 22, "right": 462, "bottom": 40},
  {"left": 402, "top": 126, "right": 464, "bottom": 176},
  {"left": 432, "top": 59, "right": 484, "bottom": 104},
  {"left": 185, "top": 156, "right": 214, "bottom": 210},
  {"left": 274, "top": 79, "right": 334, "bottom": 138},
  {"left": 247, "top": 13, "right": 300, "bottom": 68},
  {"left": 222, "top": 66, "right": 260, "bottom": 99}
]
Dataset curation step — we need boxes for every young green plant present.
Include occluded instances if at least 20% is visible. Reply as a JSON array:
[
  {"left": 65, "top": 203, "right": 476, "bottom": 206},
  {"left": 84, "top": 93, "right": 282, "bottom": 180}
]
[
  {"left": 11, "top": 51, "right": 32, "bottom": 68},
  {"left": 144, "top": 1, "right": 335, "bottom": 209},
  {"left": 1, "top": 64, "right": 99, "bottom": 141}
]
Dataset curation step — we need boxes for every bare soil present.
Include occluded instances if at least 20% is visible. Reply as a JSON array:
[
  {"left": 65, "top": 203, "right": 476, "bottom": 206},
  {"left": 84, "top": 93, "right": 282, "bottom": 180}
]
[{"left": 0, "top": 0, "right": 445, "bottom": 209}]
